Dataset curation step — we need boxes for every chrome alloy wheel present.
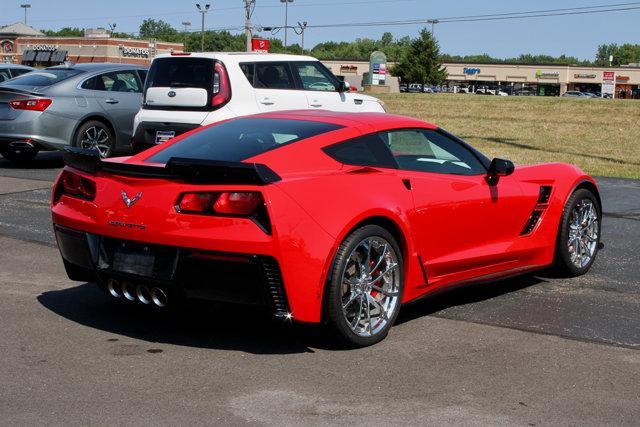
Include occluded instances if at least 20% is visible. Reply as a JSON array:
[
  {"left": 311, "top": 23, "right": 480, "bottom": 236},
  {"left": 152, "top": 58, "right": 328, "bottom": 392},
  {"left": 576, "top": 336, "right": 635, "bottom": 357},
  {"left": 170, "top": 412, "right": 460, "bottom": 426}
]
[
  {"left": 80, "top": 126, "right": 111, "bottom": 158},
  {"left": 567, "top": 198, "right": 599, "bottom": 269},
  {"left": 341, "top": 237, "right": 401, "bottom": 337}
]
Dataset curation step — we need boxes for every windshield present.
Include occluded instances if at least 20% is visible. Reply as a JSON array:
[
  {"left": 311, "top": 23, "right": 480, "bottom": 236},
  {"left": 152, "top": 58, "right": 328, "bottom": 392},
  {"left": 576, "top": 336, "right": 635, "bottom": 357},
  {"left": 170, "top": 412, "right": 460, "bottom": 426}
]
[
  {"left": 145, "top": 57, "right": 213, "bottom": 91},
  {"left": 1, "top": 69, "right": 83, "bottom": 87},
  {"left": 147, "top": 118, "right": 343, "bottom": 164}
]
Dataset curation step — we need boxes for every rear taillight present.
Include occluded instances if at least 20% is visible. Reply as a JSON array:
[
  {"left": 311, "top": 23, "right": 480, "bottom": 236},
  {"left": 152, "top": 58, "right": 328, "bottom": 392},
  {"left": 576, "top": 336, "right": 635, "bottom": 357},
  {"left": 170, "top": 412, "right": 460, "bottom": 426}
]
[
  {"left": 176, "top": 191, "right": 271, "bottom": 233},
  {"left": 212, "top": 61, "right": 231, "bottom": 108},
  {"left": 9, "top": 98, "right": 52, "bottom": 111},
  {"left": 53, "top": 170, "right": 96, "bottom": 203}
]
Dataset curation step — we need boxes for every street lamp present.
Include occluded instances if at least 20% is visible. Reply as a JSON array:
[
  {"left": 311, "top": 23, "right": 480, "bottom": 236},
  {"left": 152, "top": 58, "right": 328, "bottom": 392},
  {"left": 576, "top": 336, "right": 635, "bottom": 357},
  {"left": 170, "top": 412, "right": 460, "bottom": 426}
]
[
  {"left": 182, "top": 21, "right": 192, "bottom": 32},
  {"left": 196, "top": 3, "right": 210, "bottom": 52},
  {"left": 427, "top": 19, "right": 440, "bottom": 37},
  {"left": 108, "top": 23, "right": 117, "bottom": 34},
  {"left": 280, "top": 0, "right": 294, "bottom": 51},
  {"left": 20, "top": 4, "right": 31, "bottom": 25},
  {"left": 298, "top": 21, "right": 308, "bottom": 54}
]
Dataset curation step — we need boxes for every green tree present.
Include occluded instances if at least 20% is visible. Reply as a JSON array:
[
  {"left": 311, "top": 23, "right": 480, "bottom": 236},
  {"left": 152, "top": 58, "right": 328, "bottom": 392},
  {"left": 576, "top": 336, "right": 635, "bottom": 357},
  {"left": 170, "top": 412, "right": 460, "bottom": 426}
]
[
  {"left": 139, "top": 19, "right": 178, "bottom": 40},
  {"left": 391, "top": 28, "right": 447, "bottom": 85},
  {"left": 44, "top": 27, "right": 84, "bottom": 37}
]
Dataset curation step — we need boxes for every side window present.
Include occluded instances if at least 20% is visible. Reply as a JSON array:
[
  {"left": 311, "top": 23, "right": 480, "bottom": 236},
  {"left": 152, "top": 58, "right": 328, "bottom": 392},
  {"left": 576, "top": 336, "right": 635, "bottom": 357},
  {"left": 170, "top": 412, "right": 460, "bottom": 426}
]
[
  {"left": 254, "top": 63, "right": 294, "bottom": 89},
  {"left": 323, "top": 134, "right": 397, "bottom": 168},
  {"left": 80, "top": 76, "right": 96, "bottom": 90},
  {"left": 0, "top": 69, "right": 11, "bottom": 82},
  {"left": 94, "top": 71, "right": 142, "bottom": 93},
  {"left": 240, "top": 63, "right": 254, "bottom": 86},
  {"left": 10, "top": 68, "right": 31, "bottom": 78},
  {"left": 381, "top": 129, "right": 486, "bottom": 175},
  {"left": 292, "top": 62, "right": 338, "bottom": 92}
]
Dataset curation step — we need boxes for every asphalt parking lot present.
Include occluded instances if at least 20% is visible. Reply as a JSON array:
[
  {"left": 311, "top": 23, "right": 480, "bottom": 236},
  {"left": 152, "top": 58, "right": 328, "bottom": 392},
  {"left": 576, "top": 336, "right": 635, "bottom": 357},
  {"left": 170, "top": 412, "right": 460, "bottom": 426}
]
[{"left": 0, "top": 153, "right": 639, "bottom": 425}]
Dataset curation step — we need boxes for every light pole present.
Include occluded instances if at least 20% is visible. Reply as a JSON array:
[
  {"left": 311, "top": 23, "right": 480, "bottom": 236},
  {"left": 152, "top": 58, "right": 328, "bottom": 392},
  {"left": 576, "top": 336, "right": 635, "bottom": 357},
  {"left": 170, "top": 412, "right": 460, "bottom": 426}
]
[
  {"left": 298, "top": 21, "right": 307, "bottom": 54},
  {"left": 20, "top": 4, "right": 31, "bottom": 25},
  {"left": 280, "top": 0, "right": 293, "bottom": 51},
  {"left": 182, "top": 21, "right": 192, "bottom": 32},
  {"left": 108, "top": 23, "right": 117, "bottom": 35},
  {"left": 196, "top": 3, "right": 210, "bottom": 52},
  {"left": 427, "top": 19, "right": 439, "bottom": 37}
]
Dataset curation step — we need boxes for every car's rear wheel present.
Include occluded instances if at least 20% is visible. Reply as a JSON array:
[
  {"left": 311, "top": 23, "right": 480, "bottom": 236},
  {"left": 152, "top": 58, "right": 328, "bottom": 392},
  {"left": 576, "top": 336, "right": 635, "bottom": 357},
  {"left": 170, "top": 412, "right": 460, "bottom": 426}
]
[
  {"left": 0, "top": 147, "right": 38, "bottom": 163},
  {"left": 75, "top": 120, "right": 114, "bottom": 158},
  {"left": 554, "top": 188, "right": 601, "bottom": 276},
  {"left": 326, "top": 225, "right": 403, "bottom": 347}
]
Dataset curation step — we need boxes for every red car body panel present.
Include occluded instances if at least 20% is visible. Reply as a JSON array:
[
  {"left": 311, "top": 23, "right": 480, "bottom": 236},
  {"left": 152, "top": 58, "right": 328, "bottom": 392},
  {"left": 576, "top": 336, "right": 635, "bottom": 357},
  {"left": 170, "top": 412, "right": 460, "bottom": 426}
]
[{"left": 51, "top": 111, "right": 599, "bottom": 323}]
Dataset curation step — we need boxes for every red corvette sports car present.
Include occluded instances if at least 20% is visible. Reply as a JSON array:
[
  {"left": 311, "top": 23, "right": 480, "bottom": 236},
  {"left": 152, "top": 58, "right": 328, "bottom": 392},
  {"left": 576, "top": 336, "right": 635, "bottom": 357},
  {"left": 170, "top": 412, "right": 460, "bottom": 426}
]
[{"left": 51, "top": 111, "right": 602, "bottom": 346}]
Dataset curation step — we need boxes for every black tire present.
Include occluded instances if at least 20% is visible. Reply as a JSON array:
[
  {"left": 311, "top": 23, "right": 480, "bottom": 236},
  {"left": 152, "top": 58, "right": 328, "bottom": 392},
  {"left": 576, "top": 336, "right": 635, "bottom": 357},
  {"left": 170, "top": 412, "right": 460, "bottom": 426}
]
[
  {"left": 0, "top": 147, "right": 38, "bottom": 163},
  {"left": 74, "top": 120, "right": 115, "bottom": 158},
  {"left": 553, "top": 188, "right": 601, "bottom": 277},
  {"left": 326, "top": 225, "right": 404, "bottom": 347}
]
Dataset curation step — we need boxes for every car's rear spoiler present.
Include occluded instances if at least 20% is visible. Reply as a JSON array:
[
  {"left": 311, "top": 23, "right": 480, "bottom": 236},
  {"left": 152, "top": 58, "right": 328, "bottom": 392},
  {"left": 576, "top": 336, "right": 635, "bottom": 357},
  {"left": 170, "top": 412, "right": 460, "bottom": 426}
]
[
  {"left": 0, "top": 86, "right": 44, "bottom": 97},
  {"left": 62, "top": 147, "right": 281, "bottom": 185}
]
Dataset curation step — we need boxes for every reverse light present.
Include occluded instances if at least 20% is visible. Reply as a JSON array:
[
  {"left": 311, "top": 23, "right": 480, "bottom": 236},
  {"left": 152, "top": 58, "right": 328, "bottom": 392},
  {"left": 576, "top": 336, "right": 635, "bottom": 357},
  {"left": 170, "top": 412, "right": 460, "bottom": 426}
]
[
  {"left": 211, "top": 61, "right": 231, "bottom": 108},
  {"left": 9, "top": 98, "right": 52, "bottom": 111},
  {"left": 54, "top": 170, "right": 96, "bottom": 203}
]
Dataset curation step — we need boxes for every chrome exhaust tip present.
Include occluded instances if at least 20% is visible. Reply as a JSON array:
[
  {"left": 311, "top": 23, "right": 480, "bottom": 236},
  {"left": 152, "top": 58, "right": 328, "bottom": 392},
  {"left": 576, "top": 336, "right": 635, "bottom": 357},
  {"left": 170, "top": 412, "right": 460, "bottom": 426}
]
[
  {"left": 106, "top": 279, "right": 121, "bottom": 298},
  {"left": 135, "top": 285, "right": 151, "bottom": 305},
  {"left": 150, "top": 287, "right": 168, "bottom": 308},
  {"left": 122, "top": 281, "right": 137, "bottom": 302}
]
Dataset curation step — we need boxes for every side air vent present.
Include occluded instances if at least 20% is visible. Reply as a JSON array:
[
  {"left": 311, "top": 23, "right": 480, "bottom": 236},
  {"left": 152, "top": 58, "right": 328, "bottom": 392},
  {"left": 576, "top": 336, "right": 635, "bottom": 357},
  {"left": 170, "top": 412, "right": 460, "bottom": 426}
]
[
  {"left": 538, "top": 186, "right": 552, "bottom": 204},
  {"left": 259, "top": 257, "right": 291, "bottom": 319},
  {"left": 521, "top": 210, "right": 543, "bottom": 235}
]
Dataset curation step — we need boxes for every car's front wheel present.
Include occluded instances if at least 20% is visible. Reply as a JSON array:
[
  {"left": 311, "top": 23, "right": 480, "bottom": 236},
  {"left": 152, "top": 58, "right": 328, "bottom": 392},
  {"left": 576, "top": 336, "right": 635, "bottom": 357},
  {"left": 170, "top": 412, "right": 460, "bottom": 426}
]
[
  {"left": 326, "top": 225, "right": 404, "bottom": 347},
  {"left": 554, "top": 188, "right": 602, "bottom": 276}
]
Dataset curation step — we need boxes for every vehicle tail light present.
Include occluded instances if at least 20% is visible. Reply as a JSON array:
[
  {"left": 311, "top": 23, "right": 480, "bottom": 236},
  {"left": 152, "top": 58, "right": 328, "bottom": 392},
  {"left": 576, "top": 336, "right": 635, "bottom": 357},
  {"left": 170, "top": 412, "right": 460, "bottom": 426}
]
[
  {"left": 9, "top": 98, "right": 52, "bottom": 111},
  {"left": 53, "top": 170, "right": 96, "bottom": 203},
  {"left": 176, "top": 191, "right": 271, "bottom": 233},
  {"left": 211, "top": 61, "right": 231, "bottom": 108}
]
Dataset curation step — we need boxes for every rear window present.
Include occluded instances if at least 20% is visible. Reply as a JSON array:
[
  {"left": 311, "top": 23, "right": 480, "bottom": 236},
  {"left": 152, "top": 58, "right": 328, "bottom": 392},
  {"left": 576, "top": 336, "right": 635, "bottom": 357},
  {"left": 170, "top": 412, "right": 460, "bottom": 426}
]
[
  {"left": 2, "top": 69, "right": 83, "bottom": 86},
  {"left": 145, "top": 57, "right": 213, "bottom": 91},
  {"left": 147, "top": 118, "right": 343, "bottom": 164}
]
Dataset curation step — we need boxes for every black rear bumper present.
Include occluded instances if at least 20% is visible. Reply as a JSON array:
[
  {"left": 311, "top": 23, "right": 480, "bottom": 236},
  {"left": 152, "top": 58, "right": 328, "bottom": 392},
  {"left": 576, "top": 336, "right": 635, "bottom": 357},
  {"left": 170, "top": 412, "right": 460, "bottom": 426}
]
[
  {"left": 132, "top": 121, "right": 200, "bottom": 153},
  {"left": 54, "top": 225, "right": 290, "bottom": 317}
]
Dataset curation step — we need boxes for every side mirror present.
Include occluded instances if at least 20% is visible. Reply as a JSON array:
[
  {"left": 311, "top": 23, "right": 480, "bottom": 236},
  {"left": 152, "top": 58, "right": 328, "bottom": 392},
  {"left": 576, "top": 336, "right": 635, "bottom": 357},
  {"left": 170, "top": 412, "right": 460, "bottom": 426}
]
[
  {"left": 486, "top": 158, "right": 515, "bottom": 185},
  {"left": 337, "top": 81, "right": 348, "bottom": 92}
]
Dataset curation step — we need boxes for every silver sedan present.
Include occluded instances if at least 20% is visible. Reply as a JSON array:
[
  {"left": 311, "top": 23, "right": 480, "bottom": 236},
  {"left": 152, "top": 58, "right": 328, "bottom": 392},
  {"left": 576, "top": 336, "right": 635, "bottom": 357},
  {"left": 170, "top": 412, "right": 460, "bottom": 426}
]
[{"left": 0, "top": 63, "right": 147, "bottom": 162}]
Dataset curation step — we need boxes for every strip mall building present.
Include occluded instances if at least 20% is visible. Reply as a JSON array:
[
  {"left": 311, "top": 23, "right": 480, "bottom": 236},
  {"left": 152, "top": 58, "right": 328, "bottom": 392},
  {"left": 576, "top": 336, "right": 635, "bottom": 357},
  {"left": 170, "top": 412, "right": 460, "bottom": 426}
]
[{"left": 324, "top": 60, "right": 640, "bottom": 98}]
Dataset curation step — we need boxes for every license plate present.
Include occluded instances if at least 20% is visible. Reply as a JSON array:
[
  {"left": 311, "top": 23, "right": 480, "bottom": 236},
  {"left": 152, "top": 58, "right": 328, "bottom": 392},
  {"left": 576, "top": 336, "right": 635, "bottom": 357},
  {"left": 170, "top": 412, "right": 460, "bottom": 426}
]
[
  {"left": 113, "top": 248, "right": 155, "bottom": 277},
  {"left": 155, "top": 130, "right": 175, "bottom": 144}
]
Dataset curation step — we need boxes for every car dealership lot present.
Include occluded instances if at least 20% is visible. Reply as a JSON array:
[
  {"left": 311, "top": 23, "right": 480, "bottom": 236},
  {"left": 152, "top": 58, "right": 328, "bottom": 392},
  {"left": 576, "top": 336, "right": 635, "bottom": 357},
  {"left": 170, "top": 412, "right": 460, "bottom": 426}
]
[{"left": 0, "top": 158, "right": 639, "bottom": 424}]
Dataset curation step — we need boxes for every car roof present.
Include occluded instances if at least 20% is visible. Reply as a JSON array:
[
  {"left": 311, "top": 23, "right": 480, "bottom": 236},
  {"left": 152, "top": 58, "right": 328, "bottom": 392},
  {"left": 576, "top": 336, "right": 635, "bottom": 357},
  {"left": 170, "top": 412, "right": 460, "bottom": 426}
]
[
  {"left": 47, "top": 62, "right": 147, "bottom": 71},
  {"left": 153, "top": 52, "right": 319, "bottom": 63},
  {"left": 246, "top": 110, "right": 437, "bottom": 131},
  {"left": 0, "top": 63, "right": 33, "bottom": 69}
]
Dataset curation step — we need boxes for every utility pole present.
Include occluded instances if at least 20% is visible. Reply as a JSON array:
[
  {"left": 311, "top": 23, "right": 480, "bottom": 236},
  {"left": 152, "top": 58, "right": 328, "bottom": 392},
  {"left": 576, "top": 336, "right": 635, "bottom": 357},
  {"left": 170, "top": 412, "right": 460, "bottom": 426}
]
[
  {"left": 108, "top": 23, "right": 117, "bottom": 35},
  {"left": 298, "top": 21, "right": 307, "bottom": 54},
  {"left": 20, "top": 4, "right": 31, "bottom": 25},
  {"left": 182, "top": 21, "right": 192, "bottom": 32},
  {"left": 196, "top": 3, "right": 211, "bottom": 52},
  {"left": 280, "top": 0, "right": 293, "bottom": 51},
  {"left": 243, "top": 0, "right": 256, "bottom": 52},
  {"left": 427, "top": 19, "right": 440, "bottom": 37}
]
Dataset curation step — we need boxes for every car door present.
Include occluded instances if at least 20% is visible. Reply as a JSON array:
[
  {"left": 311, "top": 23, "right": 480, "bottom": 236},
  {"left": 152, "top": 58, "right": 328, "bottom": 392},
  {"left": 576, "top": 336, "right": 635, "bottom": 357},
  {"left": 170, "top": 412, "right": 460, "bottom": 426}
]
[
  {"left": 381, "top": 128, "right": 529, "bottom": 284},
  {"left": 251, "top": 62, "right": 308, "bottom": 112},
  {"left": 289, "top": 61, "right": 360, "bottom": 112},
  {"left": 86, "top": 70, "right": 143, "bottom": 145}
]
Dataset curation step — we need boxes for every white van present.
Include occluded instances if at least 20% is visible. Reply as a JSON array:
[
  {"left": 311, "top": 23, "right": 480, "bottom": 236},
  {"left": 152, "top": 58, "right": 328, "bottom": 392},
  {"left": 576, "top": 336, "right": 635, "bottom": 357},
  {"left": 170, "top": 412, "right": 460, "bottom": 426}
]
[{"left": 132, "top": 52, "right": 386, "bottom": 151}]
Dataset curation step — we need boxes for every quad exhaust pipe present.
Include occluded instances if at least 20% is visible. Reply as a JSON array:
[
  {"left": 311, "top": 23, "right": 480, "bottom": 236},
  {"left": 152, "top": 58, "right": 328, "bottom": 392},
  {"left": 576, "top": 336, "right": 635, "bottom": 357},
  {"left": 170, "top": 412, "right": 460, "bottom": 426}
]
[{"left": 105, "top": 279, "right": 168, "bottom": 308}]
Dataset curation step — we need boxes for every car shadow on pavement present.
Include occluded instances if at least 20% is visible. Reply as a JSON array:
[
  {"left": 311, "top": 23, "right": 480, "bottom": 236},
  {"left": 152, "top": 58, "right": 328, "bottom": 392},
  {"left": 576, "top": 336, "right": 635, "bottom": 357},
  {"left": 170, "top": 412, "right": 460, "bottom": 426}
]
[
  {"left": 37, "top": 282, "right": 333, "bottom": 354},
  {"left": 396, "top": 274, "right": 545, "bottom": 325},
  {"left": 38, "top": 274, "right": 545, "bottom": 353},
  {"left": 0, "top": 152, "right": 63, "bottom": 169}
]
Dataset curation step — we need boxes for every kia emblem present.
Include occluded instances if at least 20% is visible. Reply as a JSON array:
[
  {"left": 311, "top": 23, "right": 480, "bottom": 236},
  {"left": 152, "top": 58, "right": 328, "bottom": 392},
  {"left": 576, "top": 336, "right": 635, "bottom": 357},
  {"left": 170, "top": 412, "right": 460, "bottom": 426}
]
[{"left": 168, "top": 91, "right": 176, "bottom": 97}]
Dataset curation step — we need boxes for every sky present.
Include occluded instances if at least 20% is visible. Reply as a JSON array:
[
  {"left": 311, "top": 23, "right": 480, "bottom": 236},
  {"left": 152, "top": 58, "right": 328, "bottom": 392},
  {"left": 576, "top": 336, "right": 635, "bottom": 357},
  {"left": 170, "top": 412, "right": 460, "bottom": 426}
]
[{"left": 1, "top": 0, "right": 639, "bottom": 60}]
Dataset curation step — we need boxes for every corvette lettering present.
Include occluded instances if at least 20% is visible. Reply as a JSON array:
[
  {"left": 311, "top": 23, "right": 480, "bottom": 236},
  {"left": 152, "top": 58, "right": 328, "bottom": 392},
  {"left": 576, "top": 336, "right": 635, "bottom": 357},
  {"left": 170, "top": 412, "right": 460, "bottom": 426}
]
[{"left": 108, "top": 220, "right": 146, "bottom": 230}]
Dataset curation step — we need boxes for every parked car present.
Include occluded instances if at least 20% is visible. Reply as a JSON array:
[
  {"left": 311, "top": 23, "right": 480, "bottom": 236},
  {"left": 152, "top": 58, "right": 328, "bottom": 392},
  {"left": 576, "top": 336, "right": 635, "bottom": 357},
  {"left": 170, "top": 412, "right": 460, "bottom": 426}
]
[
  {"left": 406, "top": 83, "right": 423, "bottom": 93},
  {"left": 422, "top": 85, "right": 434, "bottom": 93},
  {"left": 562, "top": 91, "right": 591, "bottom": 98},
  {"left": 0, "top": 63, "right": 147, "bottom": 162},
  {"left": 53, "top": 111, "right": 602, "bottom": 346},
  {"left": 0, "top": 64, "right": 35, "bottom": 83},
  {"left": 399, "top": 83, "right": 408, "bottom": 93},
  {"left": 132, "top": 52, "right": 385, "bottom": 152}
]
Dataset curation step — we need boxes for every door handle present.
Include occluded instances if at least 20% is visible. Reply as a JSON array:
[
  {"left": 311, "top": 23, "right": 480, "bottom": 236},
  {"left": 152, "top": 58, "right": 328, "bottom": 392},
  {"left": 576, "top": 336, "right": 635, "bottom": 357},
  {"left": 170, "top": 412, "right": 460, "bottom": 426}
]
[
  {"left": 310, "top": 100, "right": 323, "bottom": 107},
  {"left": 260, "top": 98, "right": 274, "bottom": 105},
  {"left": 105, "top": 99, "right": 119, "bottom": 104}
]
